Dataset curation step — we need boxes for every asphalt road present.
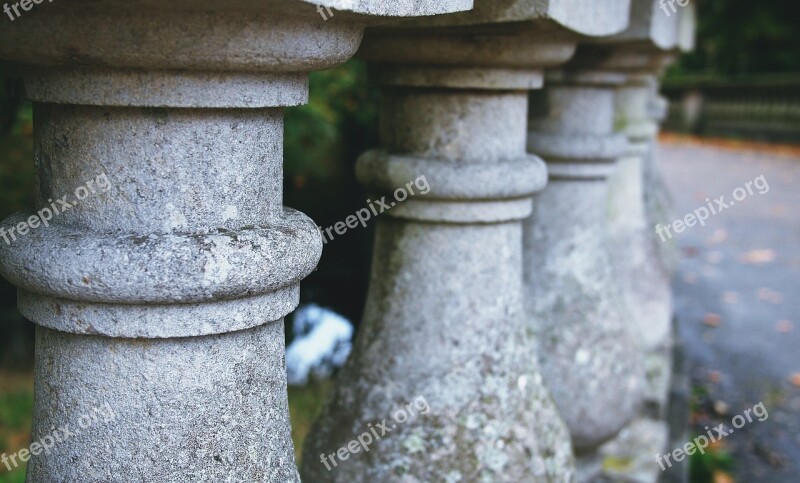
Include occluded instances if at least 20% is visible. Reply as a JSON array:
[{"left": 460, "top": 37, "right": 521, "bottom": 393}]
[{"left": 658, "top": 137, "right": 800, "bottom": 481}]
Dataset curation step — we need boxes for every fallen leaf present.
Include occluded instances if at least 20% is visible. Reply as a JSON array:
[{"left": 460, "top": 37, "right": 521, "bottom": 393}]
[
  {"left": 721, "top": 292, "right": 738, "bottom": 304},
  {"left": 683, "top": 246, "right": 699, "bottom": 258},
  {"left": 683, "top": 272, "right": 698, "bottom": 285},
  {"left": 709, "top": 370, "right": 723, "bottom": 383},
  {"left": 713, "top": 471, "right": 735, "bottom": 483},
  {"left": 777, "top": 320, "right": 793, "bottom": 333},
  {"left": 758, "top": 288, "right": 784, "bottom": 303},
  {"left": 707, "top": 229, "right": 728, "bottom": 245},
  {"left": 791, "top": 373, "right": 800, "bottom": 388},
  {"left": 754, "top": 440, "right": 786, "bottom": 468},
  {"left": 704, "top": 313, "right": 722, "bottom": 327},
  {"left": 757, "top": 288, "right": 784, "bottom": 304},
  {"left": 739, "top": 249, "right": 777, "bottom": 264},
  {"left": 709, "top": 438, "right": 728, "bottom": 452}
]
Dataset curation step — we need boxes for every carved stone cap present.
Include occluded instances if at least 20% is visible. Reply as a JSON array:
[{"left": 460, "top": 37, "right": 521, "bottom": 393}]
[
  {"left": 385, "top": 0, "right": 632, "bottom": 37},
  {"left": 310, "top": 0, "right": 473, "bottom": 17},
  {"left": 0, "top": 0, "right": 473, "bottom": 107},
  {"left": 561, "top": 42, "right": 678, "bottom": 79},
  {"left": 358, "top": 29, "right": 577, "bottom": 89},
  {"left": 0, "top": 0, "right": 471, "bottom": 72},
  {"left": 608, "top": 0, "right": 696, "bottom": 52}
]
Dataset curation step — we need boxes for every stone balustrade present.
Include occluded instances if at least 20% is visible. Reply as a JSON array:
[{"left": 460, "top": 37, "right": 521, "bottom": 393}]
[
  {"left": 303, "top": 2, "right": 638, "bottom": 482},
  {"left": 0, "top": 1, "right": 471, "bottom": 481},
  {"left": 0, "top": 0, "right": 694, "bottom": 481},
  {"left": 525, "top": 64, "right": 647, "bottom": 481},
  {"left": 568, "top": 1, "right": 695, "bottom": 481}
]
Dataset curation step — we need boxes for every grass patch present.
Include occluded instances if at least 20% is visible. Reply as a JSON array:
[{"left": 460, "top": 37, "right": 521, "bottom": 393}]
[
  {"left": 0, "top": 370, "right": 33, "bottom": 482},
  {"left": 689, "top": 442, "right": 735, "bottom": 483},
  {"left": 288, "top": 379, "right": 332, "bottom": 466}
]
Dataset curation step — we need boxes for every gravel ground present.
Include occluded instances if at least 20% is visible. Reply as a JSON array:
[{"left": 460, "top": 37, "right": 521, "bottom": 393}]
[{"left": 658, "top": 136, "right": 800, "bottom": 482}]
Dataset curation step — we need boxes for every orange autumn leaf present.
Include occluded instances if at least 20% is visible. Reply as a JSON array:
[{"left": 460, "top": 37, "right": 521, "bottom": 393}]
[
  {"left": 709, "top": 439, "right": 728, "bottom": 452},
  {"left": 704, "top": 313, "right": 722, "bottom": 327},
  {"left": 713, "top": 471, "right": 735, "bottom": 483}
]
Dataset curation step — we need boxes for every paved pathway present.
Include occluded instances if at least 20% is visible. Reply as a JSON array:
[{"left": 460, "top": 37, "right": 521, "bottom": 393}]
[{"left": 658, "top": 137, "right": 800, "bottom": 481}]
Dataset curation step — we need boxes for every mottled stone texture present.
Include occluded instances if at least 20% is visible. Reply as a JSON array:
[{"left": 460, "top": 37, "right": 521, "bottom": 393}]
[
  {"left": 0, "top": 1, "right": 473, "bottom": 481},
  {"left": 303, "top": 64, "right": 574, "bottom": 481},
  {"left": 29, "top": 323, "right": 296, "bottom": 481},
  {"left": 525, "top": 81, "right": 646, "bottom": 453}
]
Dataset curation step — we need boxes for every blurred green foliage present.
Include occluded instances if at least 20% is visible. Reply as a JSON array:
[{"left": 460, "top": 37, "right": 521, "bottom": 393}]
[
  {"left": 285, "top": 60, "right": 378, "bottom": 181},
  {"left": 0, "top": 104, "right": 34, "bottom": 220},
  {"left": 0, "top": 66, "right": 34, "bottom": 318},
  {"left": 670, "top": 0, "right": 800, "bottom": 77},
  {"left": 689, "top": 442, "right": 735, "bottom": 482},
  {"left": 283, "top": 60, "right": 379, "bottom": 323}
]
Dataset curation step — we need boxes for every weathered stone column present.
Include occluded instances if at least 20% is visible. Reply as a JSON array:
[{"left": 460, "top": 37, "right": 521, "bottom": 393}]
[
  {"left": 303, "top": 2, "right": 631, "bottom": 481},
  {"left": 607, "top": 0, "right": 696, "bottom": 287},
  {"left": 525, "top": 68, "right": 646, "bottom": 465},
  {"left": 0, "top": 1, "right": 470, "bottom": 480},
  {"left": 602, "top": 0, "right": 696, "bottom": 419},
  {"left": 612, "top": 74, "right": 675, "bottom": 417},
  {"left": 547, "top": 2, "right": 696, "bottom": 480}
]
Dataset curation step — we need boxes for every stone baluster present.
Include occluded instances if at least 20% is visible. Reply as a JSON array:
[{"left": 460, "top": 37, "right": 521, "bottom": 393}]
[
  {"left": 612, "top": 73, "right": 675, "bottom": 418},
  {"left": 603, "top": 0, "right": 696, "bottom": 420},
  {"left": 0, "top": 1, "right": 470, "bottom": 480},
  {"left": 524, "top": 67, "right": 647, "bottom": 480},
  {"left": 606, "top": 0, "right": 696, "bottom": 286},
  {"left": 303, "top": 2, "right": 632, "bottom": 481},
  {"left": 543, "top": 1, "right": 695, "bottom": 480}
]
